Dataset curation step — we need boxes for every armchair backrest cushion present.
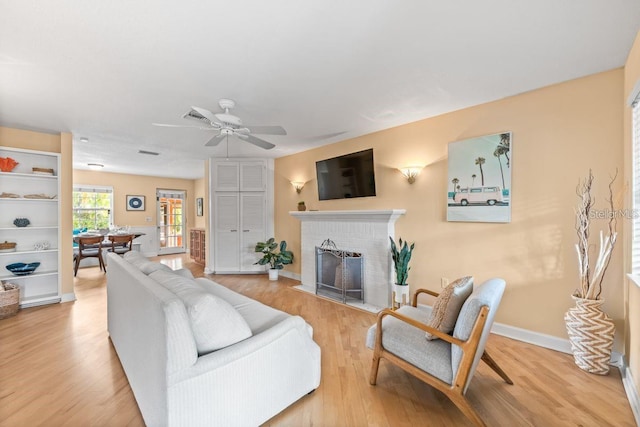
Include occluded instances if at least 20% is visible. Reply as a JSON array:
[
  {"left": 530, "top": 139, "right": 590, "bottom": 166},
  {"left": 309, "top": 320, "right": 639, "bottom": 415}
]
[{"left": 450, "top": 278, "right": 506, "bottom": 393}]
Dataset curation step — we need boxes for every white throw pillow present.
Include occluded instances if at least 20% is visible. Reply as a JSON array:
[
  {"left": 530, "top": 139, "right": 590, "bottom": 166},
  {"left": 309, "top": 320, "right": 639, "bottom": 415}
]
[{"left": 149, "top": 270, "right": 252, "bottom": 354}]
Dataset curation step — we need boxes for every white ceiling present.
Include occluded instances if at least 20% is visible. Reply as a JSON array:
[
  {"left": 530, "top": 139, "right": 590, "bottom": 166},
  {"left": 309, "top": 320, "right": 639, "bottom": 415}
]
[{"left": 1, "top": 1, "right": 639, "bottom": 179}]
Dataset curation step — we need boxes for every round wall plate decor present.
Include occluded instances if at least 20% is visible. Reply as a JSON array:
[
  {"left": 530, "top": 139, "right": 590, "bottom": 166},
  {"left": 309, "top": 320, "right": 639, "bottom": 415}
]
[{"left": 126, "top": 195, "right": 145, "bottom": 211}]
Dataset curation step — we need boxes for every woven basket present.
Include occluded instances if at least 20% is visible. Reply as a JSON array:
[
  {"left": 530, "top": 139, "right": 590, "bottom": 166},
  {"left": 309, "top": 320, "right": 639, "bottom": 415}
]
[
  {"left": 564, "top": 296, "right": 615, "bottom": 375},
  {"left": 0, "top": 241, "right": 17, "bottom": 250},
  {"left": 0, "top": 283, "right": 20, "bottom": 319},
  {"left": 32, "top": 167, "right": 54, "bottom": 175}
]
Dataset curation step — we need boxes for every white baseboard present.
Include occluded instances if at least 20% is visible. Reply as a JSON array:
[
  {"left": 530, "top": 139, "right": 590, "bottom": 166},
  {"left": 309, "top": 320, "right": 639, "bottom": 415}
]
[
  {"left": 490, "top": 321, "right": 623, "bottom": 365},
  {"left": 60, "top": 292, "right": 76, "bottom": 303},
  {"left": 279, "top": 270, "right": 301, "bottom": 281},
  {"left": 621, "top": 358, "right": 640, "bottom": 425}
]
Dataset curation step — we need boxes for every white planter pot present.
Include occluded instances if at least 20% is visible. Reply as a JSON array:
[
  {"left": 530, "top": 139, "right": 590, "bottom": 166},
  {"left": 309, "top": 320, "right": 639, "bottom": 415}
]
[
  {"left": 393, "top": 284, "right": 410, "bottom": 306},
  {"left": 268, "top": 269, "right": 279, "bottom": 281}
]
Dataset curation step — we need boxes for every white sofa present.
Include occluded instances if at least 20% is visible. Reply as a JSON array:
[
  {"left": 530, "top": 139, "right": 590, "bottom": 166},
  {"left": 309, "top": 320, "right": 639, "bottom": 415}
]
[{"left": 106, "top": 252, "right": 321, "bottom": 426}]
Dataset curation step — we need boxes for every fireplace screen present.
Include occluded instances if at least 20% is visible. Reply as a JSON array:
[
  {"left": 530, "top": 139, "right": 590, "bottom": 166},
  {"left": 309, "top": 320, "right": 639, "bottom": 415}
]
[{"left": 315, "top": 239, "right": 363, "bottom": 303}]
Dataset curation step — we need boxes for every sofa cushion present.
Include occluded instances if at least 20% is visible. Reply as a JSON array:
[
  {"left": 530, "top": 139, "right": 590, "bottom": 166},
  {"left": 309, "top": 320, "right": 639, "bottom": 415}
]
[
  {"left": 149, "top": 270, "right": 252, "bottom": 354},
  {"left": 139, "top": 261, "right": 173, "bottom": 275},
  {"left": 425, "top": 276, "right": 473, "bottom": 340},
  {"left": 173, "top": 268, "right": 194, "bottom": 279},
  {"left": 123, "top": 250, "right": 148, "bottom": 266}
]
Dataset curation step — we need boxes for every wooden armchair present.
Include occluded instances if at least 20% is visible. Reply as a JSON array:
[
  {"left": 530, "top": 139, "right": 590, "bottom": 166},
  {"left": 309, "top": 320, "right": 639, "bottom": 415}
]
[{"left": 367, "top": 278, "right": 513, "bottom": 427}]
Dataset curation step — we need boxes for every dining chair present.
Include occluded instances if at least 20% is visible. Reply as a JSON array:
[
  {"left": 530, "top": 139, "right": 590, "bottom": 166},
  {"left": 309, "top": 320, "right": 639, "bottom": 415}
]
[
  {"left": 107, "top": 234, "right": 134, "bottom": 256},
  {"left": 74, "top": 235, "right": 106, "bottom": 276}
]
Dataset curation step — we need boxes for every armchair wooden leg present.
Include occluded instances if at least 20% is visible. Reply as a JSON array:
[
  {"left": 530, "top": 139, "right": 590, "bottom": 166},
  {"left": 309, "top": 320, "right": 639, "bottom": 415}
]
[
  {"left": 450, "top": 394, "right": 487, "bottom": 427},
  {"left": 369, "top": 350, "right": 381, "bottom": 385},
  {"left": 481, "top": 350, "right": 513, "bottom": 385}
]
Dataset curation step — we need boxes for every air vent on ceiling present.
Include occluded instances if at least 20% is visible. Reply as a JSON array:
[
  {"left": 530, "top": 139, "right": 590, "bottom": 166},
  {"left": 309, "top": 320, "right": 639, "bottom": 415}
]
[
  {"left": 138, "top": 150, "right": 160, "bottom": 156},
  {"left": 182, "top": 109, "right": 209, "bottom": 122}
]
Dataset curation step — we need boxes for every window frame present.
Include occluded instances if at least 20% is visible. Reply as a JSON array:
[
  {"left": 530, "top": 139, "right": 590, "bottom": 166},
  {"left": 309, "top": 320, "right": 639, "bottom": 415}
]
[{"left": 72, "top": 185, "right": 114, "bottom": 231}]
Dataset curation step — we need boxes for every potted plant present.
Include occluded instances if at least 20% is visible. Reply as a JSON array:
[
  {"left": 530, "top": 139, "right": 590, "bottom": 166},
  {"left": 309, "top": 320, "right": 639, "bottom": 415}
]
[
  {"left": 565, "top": 169, "right": 617, "bottom": 374},
  {"left": 298, "top": 201, "right": 306, "bottom": 211},
  {"left": 389, "top": 236, "right": 415, "bottom": 306},
  {"left": 255, "top": 237, "right": 294, "bottom": 280}
]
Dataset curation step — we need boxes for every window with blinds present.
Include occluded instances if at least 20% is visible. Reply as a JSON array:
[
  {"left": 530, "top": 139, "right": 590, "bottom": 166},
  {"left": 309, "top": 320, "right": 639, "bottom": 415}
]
[
  {"left": 631, "top": 92, "right": 640, "bottom": 274},
  {"left": 73, "top": 186, "right": 113, "bottom": 230}
]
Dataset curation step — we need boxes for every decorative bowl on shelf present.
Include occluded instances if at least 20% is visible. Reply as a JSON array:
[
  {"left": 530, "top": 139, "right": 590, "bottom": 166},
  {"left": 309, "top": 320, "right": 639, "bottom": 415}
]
[
  {"left": 6, "top": 262, "right": 40, "bottom": 276},
  {"left": 13, "top": 218, "right": 30, "bottom": 227},
  {"left": 0, "top": 157, "right": 18, "bottom": 172}
]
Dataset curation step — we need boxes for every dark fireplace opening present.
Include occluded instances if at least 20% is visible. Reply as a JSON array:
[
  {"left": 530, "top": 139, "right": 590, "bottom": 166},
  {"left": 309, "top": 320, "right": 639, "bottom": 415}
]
[{"left": 315, "top": 239, "right": 363, "bottom": 304}]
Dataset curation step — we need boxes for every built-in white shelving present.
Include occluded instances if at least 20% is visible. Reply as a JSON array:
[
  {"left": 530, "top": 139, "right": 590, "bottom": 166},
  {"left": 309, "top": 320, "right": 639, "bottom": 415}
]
[{"left": 0, "top": 146, "right": 61, "bottom": 307}]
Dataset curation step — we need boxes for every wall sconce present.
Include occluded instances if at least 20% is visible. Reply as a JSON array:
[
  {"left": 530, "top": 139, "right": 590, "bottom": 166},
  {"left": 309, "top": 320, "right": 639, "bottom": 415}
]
[
  {"left": 398, "top": 166, "right": 424, "bottom": 184},
  {"left": 291, "top": 181, "right": 305, "bottom": 193}
]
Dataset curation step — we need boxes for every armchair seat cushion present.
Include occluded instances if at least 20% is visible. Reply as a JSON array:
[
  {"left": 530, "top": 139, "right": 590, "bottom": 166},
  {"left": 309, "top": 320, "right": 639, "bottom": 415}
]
[{"left": 366, "top": 305, "right": 452, "bottom": 384}]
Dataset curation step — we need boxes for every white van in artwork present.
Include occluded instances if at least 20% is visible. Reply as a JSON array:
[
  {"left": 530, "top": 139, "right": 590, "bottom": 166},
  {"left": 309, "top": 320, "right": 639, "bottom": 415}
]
[{"left": 453, "top": 186, "right": 503, "bottom": 206}]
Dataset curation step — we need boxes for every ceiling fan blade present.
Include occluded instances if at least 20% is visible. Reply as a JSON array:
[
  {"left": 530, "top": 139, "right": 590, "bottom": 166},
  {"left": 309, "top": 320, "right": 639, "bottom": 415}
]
[
  {"left": 153, "top": 123, "right": 212, "bottom": 130},
  {"left": 236, "top": 134, "right": 275, "bottom": 150},
  {"left": 191, "top": 106, "right": 217, "bottom": 123},
  {"left": 244, "top": 125, "right": 287, "bottom": 135},
  {"left": 204, "top": 134, "right": 225, "bottom": 147}
]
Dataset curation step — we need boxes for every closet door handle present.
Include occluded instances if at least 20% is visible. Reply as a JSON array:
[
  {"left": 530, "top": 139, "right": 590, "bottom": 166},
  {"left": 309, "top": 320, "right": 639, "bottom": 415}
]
[
  {"left": 243, "top": 230, "right": 250, "bottom": 232},
  {"left": 230, "top": 229, "right": 237, "bottom": 232}
]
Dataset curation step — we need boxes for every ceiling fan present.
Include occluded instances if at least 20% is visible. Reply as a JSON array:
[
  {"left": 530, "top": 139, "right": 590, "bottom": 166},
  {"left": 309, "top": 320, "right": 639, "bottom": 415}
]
[{"left": 153, "top": 98, "right": 286, "bottom": 149}]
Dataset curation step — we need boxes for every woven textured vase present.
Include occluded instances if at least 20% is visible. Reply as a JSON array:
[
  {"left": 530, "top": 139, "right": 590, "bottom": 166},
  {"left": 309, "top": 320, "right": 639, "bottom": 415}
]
[{"left": 564, "top": 296, "right": 615, "bottom": 375}]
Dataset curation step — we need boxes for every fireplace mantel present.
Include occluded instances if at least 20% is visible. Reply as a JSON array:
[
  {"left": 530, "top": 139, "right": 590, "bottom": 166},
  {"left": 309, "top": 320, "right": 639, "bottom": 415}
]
[
  {"left": 290, "top": 209, "right": 406, "bottom": 223},
  {"left": 290, "top": 209, "right": 406, "bottom": 311}
]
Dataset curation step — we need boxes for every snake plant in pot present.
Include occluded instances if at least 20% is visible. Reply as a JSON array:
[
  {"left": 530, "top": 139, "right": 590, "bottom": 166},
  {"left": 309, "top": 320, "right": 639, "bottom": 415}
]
[
  {"left": 255, "top": 237, "right": 294, "bottom": 280},
  {"left": 389, "top": 236, "right": 415, "bottom": 306}
]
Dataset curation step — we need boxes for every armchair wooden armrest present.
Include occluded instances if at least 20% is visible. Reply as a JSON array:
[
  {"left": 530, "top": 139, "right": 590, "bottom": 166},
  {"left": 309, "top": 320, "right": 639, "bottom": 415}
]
[
  {"left": 375, "top": 308, "right": 466, "bottom": 349},
  {"left": 412, "top": 288, "right": 440, "bottom": 307}
]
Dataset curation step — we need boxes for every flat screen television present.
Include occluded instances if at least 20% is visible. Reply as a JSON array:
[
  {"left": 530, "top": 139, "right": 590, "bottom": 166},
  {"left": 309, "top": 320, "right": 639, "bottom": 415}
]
[{"left": 316, "top": 149, "right": 376, "bottom": 201}]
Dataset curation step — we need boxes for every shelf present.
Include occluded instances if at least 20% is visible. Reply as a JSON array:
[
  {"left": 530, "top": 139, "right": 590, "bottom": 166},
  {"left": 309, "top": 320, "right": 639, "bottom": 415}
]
[
  {"left": 0, "top": 248, "right": 59, "bottom": 256},
  {"left": 0, "top": 270, "right": 58, "bottom": 281},
  {"left": 0, "top": 226, "right": 58, "bottom": 230},
  {"left": 0, "top": 171, "right": 57, "bottom": 180},
  {"left": 0, "top": 197, "right": 58, "bottom": 202}
]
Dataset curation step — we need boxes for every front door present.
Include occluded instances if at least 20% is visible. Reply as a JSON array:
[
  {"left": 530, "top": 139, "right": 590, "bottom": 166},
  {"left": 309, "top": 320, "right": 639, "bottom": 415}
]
[{"left": 157, "top": 189, "right": 186, "bottom": 255}]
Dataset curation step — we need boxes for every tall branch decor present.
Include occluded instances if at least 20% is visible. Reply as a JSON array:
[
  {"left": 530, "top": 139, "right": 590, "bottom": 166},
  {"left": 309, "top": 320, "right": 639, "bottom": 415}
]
[{"left": 565, "top": 169, "right": 617, "bottom": 375}]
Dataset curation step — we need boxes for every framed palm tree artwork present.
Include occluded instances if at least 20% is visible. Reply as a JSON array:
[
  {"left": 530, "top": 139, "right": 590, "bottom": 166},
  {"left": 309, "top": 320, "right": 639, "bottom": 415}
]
[{"left": 447, "top": 132, "right": 511, "bottom": 223}]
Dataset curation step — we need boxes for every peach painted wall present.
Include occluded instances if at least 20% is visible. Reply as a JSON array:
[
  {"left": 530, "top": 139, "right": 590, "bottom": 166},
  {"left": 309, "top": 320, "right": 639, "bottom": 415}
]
[
  {"left": 72, "top": 169, "right": 196, "bottom": 237},
  {"left": 194, "top": 176, "right": 206, "bottom": 229},
  {"left": 275, "top": 69, "right": 624, "bottom": 342},
  {"left": 624, "top": 30, "right": 640, "bottom": 400},
  {"left": 0, "top": 127, "right": 75, "bottom": 298}
]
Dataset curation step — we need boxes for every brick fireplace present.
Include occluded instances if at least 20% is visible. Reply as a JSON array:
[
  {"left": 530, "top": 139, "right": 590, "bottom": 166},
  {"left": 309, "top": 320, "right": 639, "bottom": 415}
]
[{"left": 290, "top": 209, "right": 406, "bottom": 310}]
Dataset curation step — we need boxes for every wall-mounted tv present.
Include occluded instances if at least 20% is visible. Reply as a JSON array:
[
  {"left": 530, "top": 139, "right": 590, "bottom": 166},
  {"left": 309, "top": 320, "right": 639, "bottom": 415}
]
[{"left": 316, "top": 148, "right": 376, "bottom": 201}]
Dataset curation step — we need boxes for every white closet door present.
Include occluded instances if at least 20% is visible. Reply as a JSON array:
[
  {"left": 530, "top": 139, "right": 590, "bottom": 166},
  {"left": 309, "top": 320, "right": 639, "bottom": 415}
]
[
  {"left": 240, "top": 162, "right": 266, "bottom": 191},
  {"left": 214, "top": 193, "right": 239, "bottom": 271},
  {"left": 240, "top": 192, "right": 265, "bottom": 271},
  {"left": 215, "top": 162, "right": 239, "bottom": 192}
]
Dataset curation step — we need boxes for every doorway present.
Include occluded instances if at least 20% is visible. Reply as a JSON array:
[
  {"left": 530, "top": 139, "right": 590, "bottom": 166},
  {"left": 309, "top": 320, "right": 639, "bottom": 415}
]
[{"left": 157, "top": 189, "right": 186, "bottom": 255}]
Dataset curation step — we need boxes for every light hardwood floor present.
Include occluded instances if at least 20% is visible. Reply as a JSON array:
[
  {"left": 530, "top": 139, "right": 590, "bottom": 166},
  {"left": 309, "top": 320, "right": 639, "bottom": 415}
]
[{"left": 0, "top": 254, "right": 635, "bottom": 426}]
